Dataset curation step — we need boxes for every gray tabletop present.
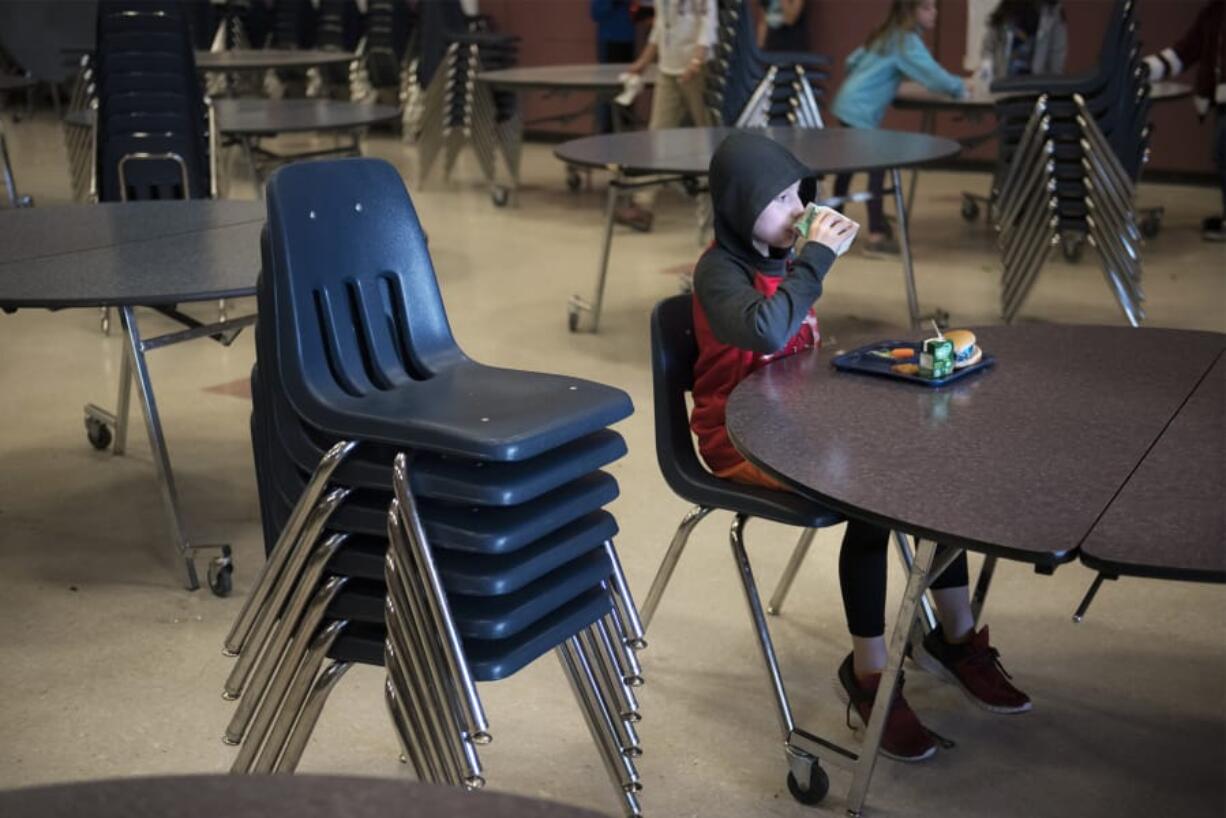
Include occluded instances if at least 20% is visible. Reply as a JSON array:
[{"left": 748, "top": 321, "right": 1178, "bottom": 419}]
[
  {"left": 213, "top": 98, "right": 400, "bottom": 136},
  {"left": 0, "top": 200, "right": 264, "bottom": 308},
  {"left": 196, "top": 49, "right": 356, "bottom": 71},
  {"left": 0, "top": 775, "right": 608, "bottom": 818},
  {"left": 479, "top": 63, "right": 657, "bottom": 91},
  {"left": 554, "top": 127, "right": 961, "bottom": 176},
  {"left": 894, "top": 79, "right": 1193, "bottom": 111},
  {"left": 1080, "top": 352, "right": 1225, "bottom": 582},
  {"left": 725, "top": 325, "right": 1226, "bottom": 566}
]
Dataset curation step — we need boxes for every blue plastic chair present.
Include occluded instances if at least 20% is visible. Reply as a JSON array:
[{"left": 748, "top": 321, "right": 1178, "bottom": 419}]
[
  {"left": 264, "top": 159, "right": 632, "bottom": 460},
  {"left": 641, "top": 294, "right": 844, "bottom": 803}
]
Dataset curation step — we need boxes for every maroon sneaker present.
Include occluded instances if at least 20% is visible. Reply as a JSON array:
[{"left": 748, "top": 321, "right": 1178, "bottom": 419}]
[
  {"left": 916, "top": 625, "right": 1032, "bottom": 714},
  {"left": 836, "top": 654, "right": 943, "bottom": 762}
]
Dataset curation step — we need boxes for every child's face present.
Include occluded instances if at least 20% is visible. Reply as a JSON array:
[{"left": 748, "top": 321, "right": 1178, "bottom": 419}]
[
  {"left": 916, "top": 0, "right": 938, "bottom": 30},
  {"left": 752, "top": 180, "right": 806, "bottom": 250}
]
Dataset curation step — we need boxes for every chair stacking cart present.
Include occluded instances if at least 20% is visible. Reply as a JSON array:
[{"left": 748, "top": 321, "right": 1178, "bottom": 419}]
[
  {"left": 221, "top": 157, "right": 647, "bottom": 817},
  {"left": 991, "top": 0, "right": 1154, "bottom": 325}
]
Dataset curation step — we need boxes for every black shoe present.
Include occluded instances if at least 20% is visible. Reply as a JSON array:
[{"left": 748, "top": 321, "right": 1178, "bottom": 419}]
[{"left": 1201, "top": 215, "right": 1225, "bottom": 242}]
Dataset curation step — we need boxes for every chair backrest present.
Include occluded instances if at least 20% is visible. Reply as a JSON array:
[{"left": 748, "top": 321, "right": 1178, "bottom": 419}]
[
  {"left": 650, "top": 294, "right": 707, "bottom": 491},
  {"left": 265, "top": 157, "right": 464, "bottom": 408}
]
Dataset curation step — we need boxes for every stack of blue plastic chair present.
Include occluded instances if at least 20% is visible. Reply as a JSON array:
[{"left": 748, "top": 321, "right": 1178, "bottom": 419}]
[
  {"left": 412, "top": 0, "right": 520, "bottom": 198},
  {"left": 358, "top": 0, "right": 414, "bottom": 106},
  {"left": 707, "top": 0, "right": 828, "bottom": 128},
  {"left": 310, "top": 0, "right": 364, "bottom": 98},
  {"left": 220, "top": 158, "right": 646, "bottom": 817}
]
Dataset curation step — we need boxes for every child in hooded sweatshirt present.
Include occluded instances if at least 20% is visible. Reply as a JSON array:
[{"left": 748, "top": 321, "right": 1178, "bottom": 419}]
[
  {"left": 830, "top": 0, "right": 967, "bottom": 254},
  {"left": 692, "top": 131, "right": 1030, "bottom": 762}
]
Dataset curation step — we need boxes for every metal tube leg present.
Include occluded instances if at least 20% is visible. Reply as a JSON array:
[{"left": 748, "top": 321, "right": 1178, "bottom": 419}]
[
  {"left": 767, "top": 528, "right": 816, "bottom": 616},
  {"left": 891, "top": 530, "right": 938, "bottom": 635},
  {"left": 970, "top": 556, "right": 997, "bottom": 629},
  {"left": 252, "top": 619, "right": 347, "bottom": 774},
  {"left": 384, "top": 676, "right": 427, "bottom": 780},
  {"left": 728, "top": 513, "right": 796, "bottom": 742},
  {"left": 569, "top": 172, "right": 622, "bottom": 333},
  {"left": 846, "top": 539, "right": 939, "bottom": 818},
  {"left": 118, "top": 306, "right": 198, "bottom": 590},
  {"left": 275, "top": 659, "right": 353, "bottom": 773},
  {"left": 224, "top": 490, "right": 350, "bottom": 698},
  {"left": 112, "top": 341, "right": 133, "bottom": 455},
  {"left": 563, "top": 638, "right": 642, "bottom": 794},
  {"left": 603, "top": 601, "right": 644, "bottom": 687},
  {"left": 593, "top": 618, "right": 641, "bottom": 721},
  {"left": 223, "top": 440, "right": 357, "bottom": 656},
  {"left": 603, "top": 541, "right": 646, "bottom": 650},
  {"left": 579, "top": 626, "right": 641, "bottom": 757},
  {"left": 891, "top": 168, "right": 922, "bottom": 328},
  {"left": 228, "top": 577, "right": 348, "bottom": 768},
  {"left": 391, "top": 457, "right": 490, "bottom": 743},
  {"left": 556, "top": 645, "right": 644, "bottom": 817},
  {"left": 640, "top": 505, "right": 713, "bottom": 629},
  {"left": 383, "top": 634, "right": 448, "bottom": 784}
]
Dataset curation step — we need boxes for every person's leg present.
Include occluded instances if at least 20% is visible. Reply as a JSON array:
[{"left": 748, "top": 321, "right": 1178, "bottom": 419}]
[
  {"left": 920, "top": 547, "right": 1031, "bottom": 713},
  {"left": 595, "top": 39, "right": 613, "bottom": 134},
  {"left": 832, "top": 172, "right": 852, "bottom": 214},
  {"left": 625, "top": 73, "right": 686, "bottom": 215},
  {"left": 837, "top": 520, "right": 937, "bottom": 761}
]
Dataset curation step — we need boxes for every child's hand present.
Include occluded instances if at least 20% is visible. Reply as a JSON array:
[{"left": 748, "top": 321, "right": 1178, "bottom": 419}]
[{"left": 807, "top": 208, "right": 859, "bottom": 254}]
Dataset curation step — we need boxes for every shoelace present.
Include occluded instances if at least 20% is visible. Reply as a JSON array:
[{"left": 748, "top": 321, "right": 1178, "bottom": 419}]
[{"left": 963, "top": 644, "right": 1014, "bottom": 683}]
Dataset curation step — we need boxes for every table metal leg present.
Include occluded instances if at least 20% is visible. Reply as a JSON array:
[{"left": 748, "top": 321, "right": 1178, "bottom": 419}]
[
  {"left": 112, "top": 343, "right": 133, "bottom": 455},
  {"left": 568, "top": 171, "right": 622, "bottom": 334},
  {"left": 845, "top": 538, "right": 940, "bottom": 818},
  {"left": 240, "top": 136, "right": 262, "bottom": 197},
  {"left": 904, "top": 111, "right": 935, "bottom": 220},
  {"left": 891, "top": 167, "right": 924, "bottom": 328}
]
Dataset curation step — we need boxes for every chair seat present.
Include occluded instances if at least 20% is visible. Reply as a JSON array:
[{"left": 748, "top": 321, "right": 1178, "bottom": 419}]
[
  {"left": 325, "top": 511, "right": 620, "bottom": 595},
  {"left": 259, "top": 365, "right": 628, "bottom": 505},
  {"left": 270, "top": 462, "right": 620, "bottom": 554},
  {"left": 327, "top": 587, "right": 612, "bottom": 682},
  {"left": 287, "top": 361, "right": 634, "bottom": 463},
  {"left": 326, "top": 548, "right": 611, "bottom": 641},
  {"left": 665, "top": 462, "right": 844, "bottom": 529}
]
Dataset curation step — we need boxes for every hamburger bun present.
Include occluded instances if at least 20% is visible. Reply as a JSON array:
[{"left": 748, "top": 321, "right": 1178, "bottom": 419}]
[{"left": 944, "top": 329, "right": 982, "bottom": 369}]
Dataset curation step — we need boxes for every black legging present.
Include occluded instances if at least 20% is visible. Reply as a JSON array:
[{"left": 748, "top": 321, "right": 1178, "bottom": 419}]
[{"left": 839, "top": 519, "right": 969, "bottom": 638}]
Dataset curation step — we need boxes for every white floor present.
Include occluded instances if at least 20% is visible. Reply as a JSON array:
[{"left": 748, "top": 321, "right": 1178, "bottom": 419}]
[{"left": 1, "top": 111, "right": 1224, "bottom": 818}]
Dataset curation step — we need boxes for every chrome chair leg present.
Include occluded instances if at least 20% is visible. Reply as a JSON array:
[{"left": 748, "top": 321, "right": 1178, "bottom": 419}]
[
  {"left": 384, "top": 676, "right": 427, "bottom": 780},
  {"left": 252, "top": 619, "right": 348, "bottom": 774},
  {"left": 224, "top": 440, "right": 357, "bottom": 655},
  {"left": 602, "top": 601, "right": 644, "bottom": 687},
  {"left": 592, "top": 618, "right": 641, "bottom": 721},
  {"left": 603, "top": 540, "right": 646, "bottom": 650},
  {"left": 225, "top": 533, "right": 348, "bottom": 707},
  {"left": 112, "top": 342, "right": 133, "bottom": 455},
  {"left": 556, "top": 644, "right": 644, "bottom": 818},
  {"left": 562, "top": 637, "right": 643, "bottom": 794},
  {"left": 391, "top": 454, "right": 490, "bottom": 743},
  {"left": 767, "top": 527, "right": 816, "bottom": 615},
  {"left": 640, "top": 505, "right": 713, "bottom": 629},
  {"left": 728, "top": 513, "right": 795, "bottom": 742},
  {"left": 224, "top": 490, "right": 350, "bottom": 697},
  {"left": 227, "top": 576, "right": 348, "bottom": 759},
  {"left": 383, "top": 630, "right": 450, "bottom": 784},
  {"left": 275, "top": 658, "right": 353, "bottom": 773},
  {"left": 579, "top": 626, "right": 641, "bottom": 758}
]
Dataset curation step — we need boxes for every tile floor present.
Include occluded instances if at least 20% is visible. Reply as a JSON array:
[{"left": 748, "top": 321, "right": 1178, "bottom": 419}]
[{"left": 1, "top": 110, "right": 1223, "bottom": 818}]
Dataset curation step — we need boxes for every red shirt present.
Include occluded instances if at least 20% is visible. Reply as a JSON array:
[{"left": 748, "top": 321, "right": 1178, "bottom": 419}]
[{"left": 690, "top": 268, "right": 820, "bottom": 473}]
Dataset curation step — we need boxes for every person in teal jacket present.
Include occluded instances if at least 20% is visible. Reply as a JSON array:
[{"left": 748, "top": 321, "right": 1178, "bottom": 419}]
[{"left": 831, "top": 0, "right": 966, "bottom": 253}]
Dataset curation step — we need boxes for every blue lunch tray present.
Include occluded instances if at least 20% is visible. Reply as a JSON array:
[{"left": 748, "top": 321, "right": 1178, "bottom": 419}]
[{"left": 831, "top": 339, "right": 995, "bottom": 387}]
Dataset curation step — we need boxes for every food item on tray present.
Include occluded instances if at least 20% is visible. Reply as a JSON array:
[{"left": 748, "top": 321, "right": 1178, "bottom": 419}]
[
  {"left": 944, "top": 329, "right": 983, "bottom": 369},
  {"left": 891, "top": 363, "right": 920, "bottom": 376},
  {"left": 890, "top": 347, "right": 915, "bottom": 360}
]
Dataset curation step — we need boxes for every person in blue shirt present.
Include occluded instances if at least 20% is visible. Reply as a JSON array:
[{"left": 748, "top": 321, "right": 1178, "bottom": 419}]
[
  {"left": 591, "top": 0, "right": 638, "bottom": 133},
  {"left": 831, "top": 0, "right": 967, "bottom": 254}
]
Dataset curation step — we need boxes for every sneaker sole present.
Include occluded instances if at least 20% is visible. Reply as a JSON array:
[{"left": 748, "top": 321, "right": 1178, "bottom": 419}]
[
  {"left": 910, "top": 641, "right": 1033, "bottom": 715},
  {"left": 831, "top": 677, "right": 937, "bottom": 763}
]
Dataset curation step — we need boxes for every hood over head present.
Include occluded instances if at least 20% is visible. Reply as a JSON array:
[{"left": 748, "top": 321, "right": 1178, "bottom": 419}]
[{"left": 708, "top": 131, "right": 816, "bottom": 267}]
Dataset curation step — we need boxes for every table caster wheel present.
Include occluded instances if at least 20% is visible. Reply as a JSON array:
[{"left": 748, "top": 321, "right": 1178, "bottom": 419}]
[
  {"left": 566, "top": 169, "right": 581, "bottom": 192},
  {"left": 786, "top": 764, "right": 829, "bottom": 806},
  {"left": 961, "top": 198, "right": 979, "bottom": 221},
  {"left": 682, "top": 175, "right": 701, "bottom": 197},
  {"left": 491, "top": 186, "right": 510, "bottom": 207},
  {"left": 1139, "top": 212, "right": 1161, "bottom": 239},
  {"left": 85, "top": 417, "right": 112, "bottom": 451},
  {"left": 567, "top": 307, "right": 580, "bottom": 332},
  {"left": 208, "top": 546, "right": 234, "bottom": 597}
]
